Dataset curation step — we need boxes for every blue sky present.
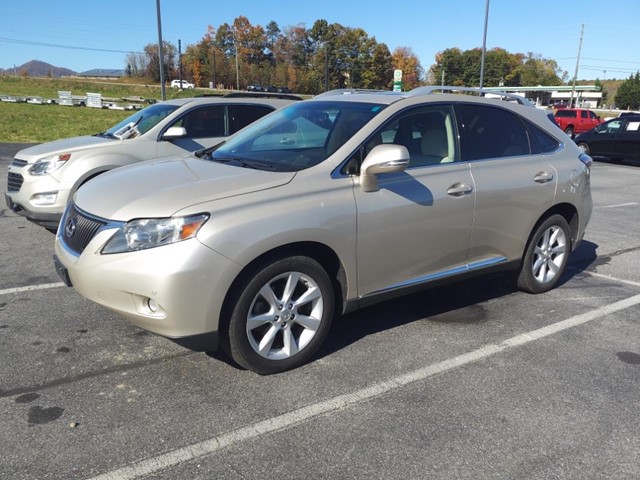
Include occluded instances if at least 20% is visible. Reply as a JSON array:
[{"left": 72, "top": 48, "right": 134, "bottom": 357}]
[{"left": 1, "top": 0, "right": 639, "bottom": 81}]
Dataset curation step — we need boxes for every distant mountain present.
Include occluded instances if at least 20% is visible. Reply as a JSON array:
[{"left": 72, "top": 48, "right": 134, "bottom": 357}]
[{"left": 0, "top": 60, "right": 76, "bottom": 77}]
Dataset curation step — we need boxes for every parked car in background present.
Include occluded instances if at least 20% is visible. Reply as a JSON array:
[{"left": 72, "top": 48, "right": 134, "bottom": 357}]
[
  {"left": 574, "top": 115, "right": 640, "bottom": 161},
  {"left": 54, "top": 86, "right": 593, "bottom": 374},
  {"left": 6, "top": 95, "right": 296, "bottom": 229},
  {"left": 170, "top": 79, "right": 194, "bottom": 89},
  {"left": 554, "top": 108, "right": 602, "bottom": 137}
]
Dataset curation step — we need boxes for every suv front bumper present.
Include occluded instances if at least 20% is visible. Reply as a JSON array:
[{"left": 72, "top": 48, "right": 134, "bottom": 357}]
[{"left": 5, "top": 192, "right": 63, "bottom": 229}]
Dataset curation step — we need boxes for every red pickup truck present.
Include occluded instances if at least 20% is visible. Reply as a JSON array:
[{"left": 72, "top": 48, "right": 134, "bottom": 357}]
[{"left": 554, "top": 108, "right": 602, "bottom": 137}]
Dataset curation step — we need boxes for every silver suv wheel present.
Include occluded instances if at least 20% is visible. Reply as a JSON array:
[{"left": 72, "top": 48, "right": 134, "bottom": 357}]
[
  {"left": 225, "top": 256, "right": 335, "bottom": 374},
  {"left": 247, "top": 271, "right": 324, "bottom": 360},
  {"left": 517, "top": 214, "right": 571, "bottom": 294}
]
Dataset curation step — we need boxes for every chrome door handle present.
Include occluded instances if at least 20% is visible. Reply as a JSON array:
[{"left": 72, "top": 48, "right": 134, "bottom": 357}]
[
  {"left": 534, "top": 171, "right": 554, "bottom": 183},
  {"left": 447, "top": 183, "right": 473, "bottom": 196}
]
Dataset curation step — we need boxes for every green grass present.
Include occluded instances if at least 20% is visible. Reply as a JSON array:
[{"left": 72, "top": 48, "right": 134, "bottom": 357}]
[
  {"left": 0, "top": 102, "right": 133, "bottom": 143},
  {"left": 0, "top": 75, "right": 218, "bottom": 143}
]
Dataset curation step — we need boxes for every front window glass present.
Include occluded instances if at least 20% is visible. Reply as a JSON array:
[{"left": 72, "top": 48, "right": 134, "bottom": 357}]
[
  {"left": 208, "top": 101, "right": 386, "bottom": 172},
  {"left": 105, "top": 103, "right": 179, "bottom": 136},
  {"left": 597, "top": 119, "right": 622, "bottom": 133},
  {"left": 171, "top": 106, "right": 226, "bottom": 138}
]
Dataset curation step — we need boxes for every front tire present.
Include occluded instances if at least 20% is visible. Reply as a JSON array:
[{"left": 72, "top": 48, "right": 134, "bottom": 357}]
[
  {"left": 517, "top": 215, "right": 571, "bottom": 294},
  {"left": 225, "top": 256, "right": 335, "bottom": 374},
  {"left": 577, "top": 142, "right": 590, "bottom": 155}
]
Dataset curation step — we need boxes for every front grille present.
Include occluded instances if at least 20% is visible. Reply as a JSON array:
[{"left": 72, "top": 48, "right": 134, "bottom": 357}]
[
  {"left": 7, "top": 172, "right": 23, "bottom": 192},
  {"left": 60, "top": 203, "right": 106, "bottom": 255},
  {"left": 11, "top": 159, "right": 28, "bottom": 168}
]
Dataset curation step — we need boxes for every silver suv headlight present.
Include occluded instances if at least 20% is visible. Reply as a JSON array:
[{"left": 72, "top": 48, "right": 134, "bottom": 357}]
[
  {"left": 28, "top": 153, "right": 71, "bottom": 175},
  {"left": 101, "top": 214, "right": 209, "bottom": 254}
]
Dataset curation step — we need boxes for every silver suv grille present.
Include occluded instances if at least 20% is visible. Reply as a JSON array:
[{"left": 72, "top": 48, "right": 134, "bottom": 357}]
[
  {"left": 60, "top": 203, "right": 106, "bottom": 255},
  {"left": 7, "top": 172, "right": 23, "bottom": 192},
  {"left": 7, "top": 159, "right": 28, "bottom": 192}
]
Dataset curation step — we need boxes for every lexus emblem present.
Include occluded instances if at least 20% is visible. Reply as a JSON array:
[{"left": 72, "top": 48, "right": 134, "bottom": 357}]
[{"left": 65, "top": 217, "right": 77, "bottom": 238}]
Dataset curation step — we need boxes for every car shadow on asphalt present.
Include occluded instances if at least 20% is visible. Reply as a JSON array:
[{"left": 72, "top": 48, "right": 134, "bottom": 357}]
[{"left": 317, "top": 239, "right": 600, "bottom": 361}]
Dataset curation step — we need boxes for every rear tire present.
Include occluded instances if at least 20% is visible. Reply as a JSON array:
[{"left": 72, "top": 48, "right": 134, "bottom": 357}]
[
  {"left": 564, "top": 126, "right": 574, "bottom": 137},
  {"left": 517, "top": 215, "right": 571, "bottom": 294},
  {"left": 225, "top": 256, "right": 335, "bottom": 374}
]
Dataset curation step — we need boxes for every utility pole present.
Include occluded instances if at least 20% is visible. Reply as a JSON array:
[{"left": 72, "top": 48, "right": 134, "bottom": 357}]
[
  {"left": 212, "top": 41, "right": 216, "bottom": 89},
  {"left": 234, "top": 32, "right": 240, "bottom": 90},
  {"left": 178, "top": 39, "right": 183, "bottom": 85},
  {"left": 324, "top": 45, "right": 329, "bottom": 92},
  {"left": 156, "top": 0, "right": 166, "bottom": 100},
  {"left": 441, "top": 66, "right": 445, "bottom": 86},
  {"left": 479, "top": 0, "right": 490, "bottom": 89},
  {"left": 569, "top": 24, "right": 584, "bottom": 108}
]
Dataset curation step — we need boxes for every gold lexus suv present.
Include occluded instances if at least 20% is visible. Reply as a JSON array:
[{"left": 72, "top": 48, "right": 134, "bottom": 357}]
[{"left": 54, "top": 87, "right": 593, "bottom": 374}]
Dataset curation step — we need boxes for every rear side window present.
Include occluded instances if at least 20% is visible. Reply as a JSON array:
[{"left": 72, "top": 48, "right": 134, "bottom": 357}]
[
  {"left": 456, "top": 104, "right": 531, "bottom": 160},
  {"left": 555, "top": 110, "right": 577, "bottom": 118},
  {"left": 525, "top": 121, "right": 561, "bottom": 154},
  {"left": 229, "top": 105, "right": 274, "bottom": 134}
]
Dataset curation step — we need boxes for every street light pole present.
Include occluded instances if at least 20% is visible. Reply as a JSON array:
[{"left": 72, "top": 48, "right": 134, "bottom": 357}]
[
  {"left": 479, "top": 0, "right": 490, "bottom": 89},
  {"left": 156, "top": 0, "right": 166, "bottom": 100}
]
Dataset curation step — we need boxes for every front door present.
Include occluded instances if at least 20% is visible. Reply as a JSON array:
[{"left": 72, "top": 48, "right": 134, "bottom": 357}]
[{"left": 353, "top": 105, "right": 474, "bottom": 298}]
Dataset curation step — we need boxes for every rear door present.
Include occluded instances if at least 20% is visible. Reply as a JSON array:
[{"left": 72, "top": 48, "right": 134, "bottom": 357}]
[{"left": 456, "top": 104, "right": 558, "bottom": 264}]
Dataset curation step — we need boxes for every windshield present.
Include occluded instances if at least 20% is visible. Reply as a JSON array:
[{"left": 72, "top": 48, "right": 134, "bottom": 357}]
[
  {"left": 104, "top": 103, "right": 180, "bottom": 137},
  {"left": 208, "top": 100, "right": 386, "bottom": 172}
]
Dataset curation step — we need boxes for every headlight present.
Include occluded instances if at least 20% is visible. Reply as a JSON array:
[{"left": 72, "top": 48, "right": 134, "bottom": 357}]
[
  {"left": 101, "top": 213, "right": 209, "bottom": 254},
  {"left": 28, "top": 153, "right": 71, "bottom": 175}
]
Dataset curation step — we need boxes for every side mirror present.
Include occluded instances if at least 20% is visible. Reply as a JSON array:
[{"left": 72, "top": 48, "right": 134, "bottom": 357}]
[
  {"left": 360, "top": 144, "right": 410, "bottom": 192},
  {"left": 162, "top": 126, "right": 187, "bottom": 140}
]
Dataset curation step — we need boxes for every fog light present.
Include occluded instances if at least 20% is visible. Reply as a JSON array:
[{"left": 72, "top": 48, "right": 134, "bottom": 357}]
[
  {"left": 31, "top": 191, "right": 58, "bottom": 206},
  {"left": 147, "top": 298, "right": 160, "bottom": 313}
]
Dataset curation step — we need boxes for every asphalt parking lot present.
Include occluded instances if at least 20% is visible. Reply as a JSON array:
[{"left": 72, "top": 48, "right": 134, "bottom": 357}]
[{"left": 1, "top": 143, "right": 639, "bottom": 480}]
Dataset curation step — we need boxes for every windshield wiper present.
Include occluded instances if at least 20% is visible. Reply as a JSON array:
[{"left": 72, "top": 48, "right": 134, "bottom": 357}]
[
  {"left": 195, "top": 142, "right": 226, "bottom": 159},
  {"left": 209, "top": 157, "right": 275, "bottom": 170},
  {"left": 93, "top": 132, "right": 118, "bottom": 139}
]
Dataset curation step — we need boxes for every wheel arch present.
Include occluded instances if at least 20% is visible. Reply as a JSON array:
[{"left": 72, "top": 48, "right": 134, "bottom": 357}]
[
  {"left": 527, "top": 203, "right": 580, "bottom": 254},
  {"left": 219, "top": 241, "right": 348, "bottom": 341}
]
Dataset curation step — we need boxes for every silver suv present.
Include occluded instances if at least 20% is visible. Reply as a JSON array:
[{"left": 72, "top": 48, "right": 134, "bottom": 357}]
[
  {"left": 6, "top": 95, "right": 296, "bottom": 229},
  {"left": 54, "top": 87, "right": 593, "bottom": 374}
]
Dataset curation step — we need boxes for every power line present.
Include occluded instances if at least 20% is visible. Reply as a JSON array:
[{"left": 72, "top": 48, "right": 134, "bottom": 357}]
[{"left": 0, "top": 37, "right": 142, "bottom": 55}]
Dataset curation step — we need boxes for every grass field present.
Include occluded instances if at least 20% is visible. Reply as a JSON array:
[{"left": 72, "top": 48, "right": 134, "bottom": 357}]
[
  {"left": 0, "top": 75, "right": 216, "bottom": 143},
  {"left": 0, "top": 102, "right": 133, "bottom": 143}
]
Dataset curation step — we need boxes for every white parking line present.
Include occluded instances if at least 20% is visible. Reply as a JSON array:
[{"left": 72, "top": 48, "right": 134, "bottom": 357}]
[
  {"left": 578, "top": 270, "right": 640, "bottom": 288},
  {"left": 598, "top": 202, "right": 638, "bottom": 209},
  {"left": 0, "top": 282, "right": 65, "bottom": 296},
  {"left": 87, "top": 292, "right": 640, "bottom": 480}
]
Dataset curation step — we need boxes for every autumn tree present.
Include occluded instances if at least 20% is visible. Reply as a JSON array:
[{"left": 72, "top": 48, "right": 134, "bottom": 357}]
[
  {"left": 392, "top": 47, "right": 423, "bottom": 90},
  {"left": 429, "top": 47, "right": 563, "bottom": 87},
  {"left": 143, "top": 41, "right": 177, "bottom": 82},
  {"left": 615, "top": 72, "right": 640, "bottom": 109}
]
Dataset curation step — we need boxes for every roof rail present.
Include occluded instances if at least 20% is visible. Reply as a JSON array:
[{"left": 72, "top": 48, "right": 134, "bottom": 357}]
[
  {"left": 223, "top": 92, "right": 304, "bottom": 101},
  {"left": 408, "top": 86, "right": 533, "bottom": 106},
  {"left": 314, "top": 88, "right": 400, "bottom": 98}
]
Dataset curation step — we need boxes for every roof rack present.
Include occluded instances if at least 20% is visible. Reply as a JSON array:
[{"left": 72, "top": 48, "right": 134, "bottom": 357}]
[
  {"left": 315, "top": 86, "right": 533, "bottom": 106},
  {"left": 408, "top": 86, "right": 533, "bottom": 106},
  {"left": 314, "top": 88, "right": 400, "bottom": 98},
  {"left": 222, "top": 92, "right": 304, "bottom": 101}
]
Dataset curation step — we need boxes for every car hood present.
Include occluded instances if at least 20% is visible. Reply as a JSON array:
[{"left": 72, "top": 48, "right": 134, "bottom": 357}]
[
  {"left": 73, "top": 156, "right": 296, "bottom": 221},
  {"left": 16, "top": 135, "right": 117, "bottom": 162}
]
